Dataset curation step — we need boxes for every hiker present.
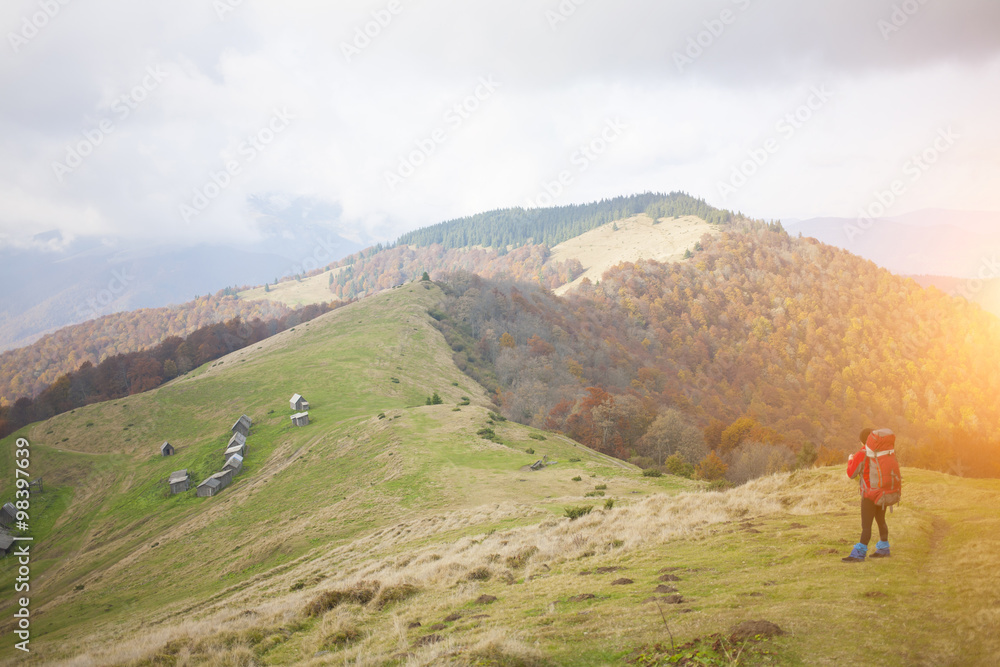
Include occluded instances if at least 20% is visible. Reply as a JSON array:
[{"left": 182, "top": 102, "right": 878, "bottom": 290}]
[{"left": 842, "top": 428, "right": 902, "bottom": 563}]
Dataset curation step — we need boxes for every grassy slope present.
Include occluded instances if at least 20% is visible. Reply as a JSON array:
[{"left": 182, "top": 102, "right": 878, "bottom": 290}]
[
  {"left": 238, "top": 268, "right": 345, "bottom": 307},
  {"left": 0, "top": 283, "right": 996, "bottom": 665},
  {"left": 0, "top": 283, "right": 688, "bottom": 663},
  {"left": 550, "top": 214, "right": 717, "bottom": 296}
]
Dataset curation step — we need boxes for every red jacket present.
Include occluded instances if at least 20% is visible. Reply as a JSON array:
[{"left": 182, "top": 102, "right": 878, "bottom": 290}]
[{"left": 847, "top": 449, "right": 869, "bottom": 491}]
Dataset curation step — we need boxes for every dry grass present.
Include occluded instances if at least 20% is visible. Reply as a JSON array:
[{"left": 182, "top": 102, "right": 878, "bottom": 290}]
[
  {"left": 47, "top": 470, "right": 831, "bottom": 666},
  {"left": 550, "top": 214, "right": 717, "bottom": 295}
]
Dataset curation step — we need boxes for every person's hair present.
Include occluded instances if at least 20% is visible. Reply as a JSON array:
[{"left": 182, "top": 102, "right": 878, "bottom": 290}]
[{"left": 860, "top": 428, "right": 874, "bottom": 445}]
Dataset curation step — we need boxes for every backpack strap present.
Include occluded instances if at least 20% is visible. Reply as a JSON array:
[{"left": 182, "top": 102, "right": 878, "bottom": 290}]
[{"left": 866, "top": 447, "right": 895, "bottom": 458}]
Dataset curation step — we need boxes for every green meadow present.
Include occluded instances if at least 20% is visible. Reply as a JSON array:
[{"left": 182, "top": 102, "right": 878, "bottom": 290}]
[{"left": 0, "top": 283, "right": 997, "bottom": 665}]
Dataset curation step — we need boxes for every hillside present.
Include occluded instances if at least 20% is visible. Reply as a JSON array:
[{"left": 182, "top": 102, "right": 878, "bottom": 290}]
[
  {"left": 0, "top": 297, "right": 297, "bottom": 405},
  {"left": 0, "top": 282, "right": 998, "bottom": 664},
  {"left": 0, "top": 283, "right": 682, "bottom": 662},
  {"left": 550, "top": 214, "right": 715, "bottom": 295},
  {"left": 433, "top": 226, "right": 1000, "bottom": 480},
  {"left": 907, "top": 275, "right": 1000, "bottom": 319},
  {"left": 239, "top": 268, "right": 347, "bottom": 307},
  {"left": 395, "top": 192, "right": 732, "bottom": 250},
  {"left": 0, "top": 228, "right": 364, "bottom": 355}
]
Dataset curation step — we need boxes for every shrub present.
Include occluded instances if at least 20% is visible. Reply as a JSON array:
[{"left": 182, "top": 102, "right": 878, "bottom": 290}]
[
  {"left": 568, "top": 457, "right": 581, "bottom": 463},
  {"left": 663, "top": 453, "right": 695, "bottom": 479},
  {"left": 505, "top": 546, "right": 539, "bottom": 569},
  {"left": 707, "top": 479, "right": 733, "bottom": 492},
  {"left": 377, "top": 413, "right": 385, "bottom": 419},
  {"left": 529, "top": 433, "right": 547, "bottom": 441},
  {"left": 696, "top": 452, "right": 729, "bottom": 481},
  {"left": 488, "top": 411, "right": 507, "bottom": 422},
  {"left": 478, "top": 427, "right": 496, "bottom": 439},
  {"left": 584, "top": 491, "right": 605, "bottom": 498},
  {"left": 426, "top": 392, "right": 443, "bottom": 405},
  {"left": 629, "top": 455, "right": 656, "bottom": 469},
  {"left": 642, "top": 469, "right": 663, "bottom": 478},
  {"left": 467, "top": 566, "right": 491, "bottom": 581},
  {"left": 320, "top": 626, "right": 360, "bottom": 650},
  {"left": 390, "top": 377, "right": 400, "bottom": 384},
  {"left": 564, "top": 506, "right": 593, "bottom": 520},
  {"left": 595, "top": 484, "right": 607, "bottom": 490},
  {"left": 304, "top": 582, "right": 379, "bottom": 616},
  {"left": 525, "top": 448, "right": 535, "bottom": 455},
  {"left": 604, "top": 499, "right": 615, "bottom": 510},
  {"left": 571, "top": 476, "right": 582, "bottom": 482},
  {"left": 375, "top": 583, "right": 420, "bottom": 609}
]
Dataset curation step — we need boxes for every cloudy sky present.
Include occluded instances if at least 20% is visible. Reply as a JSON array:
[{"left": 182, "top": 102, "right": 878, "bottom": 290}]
[{"left": 1, "top": 0, "right": 999, "bottom": 247}]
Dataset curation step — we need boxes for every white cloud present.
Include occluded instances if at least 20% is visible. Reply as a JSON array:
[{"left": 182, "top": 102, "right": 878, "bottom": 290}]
[{"left": 1, "top": 0, "right": 998, "bottom": 247}]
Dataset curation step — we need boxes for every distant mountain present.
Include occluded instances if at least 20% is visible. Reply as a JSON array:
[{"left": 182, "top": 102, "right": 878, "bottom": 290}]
[
  {"left": 783, "top": 209, "right": 1000, "bottom": 279},
  {"left": 0, "top": 227, "right": 362, "bottom": 353}
]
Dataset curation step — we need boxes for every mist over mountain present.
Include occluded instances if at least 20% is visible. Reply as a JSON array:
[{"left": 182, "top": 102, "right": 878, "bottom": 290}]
[
  {"left": 0, "top": 226, "right": 362, "bottom": 353},
  {"left": 784, "top": 209, "right": 1000, "bottom": 280}
]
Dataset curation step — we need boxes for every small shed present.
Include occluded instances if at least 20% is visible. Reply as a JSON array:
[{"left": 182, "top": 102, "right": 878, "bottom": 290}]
[
  {"left": 291, "top": 412, "right": 310, "bottom": 427},
  {"left": 231, "top": 414, "right": 252, "bottom": 437},
  {"left": 196, "top": 477, "right": 222, "bottom": 497},
  {"left": 228, "top": 432, "right": 247, "bottom": 449},
  {"left": 160, "top": 442, "right": 175, "bottom": 457},
  {"left": 224, "top": 443, "right": 247, "bottom": 461},
  {"left": 212, "top": 469, "right": 234, "bottom": 488},
  {"left": 0, "top": 502, "right": 16, "bottom": 529},
  {"left": 290, "top": 393, "right": 310, "bottom": 411},
  {"left": 224, "top": 453, "right": 244, "bottom": 475},
  {"left": 0, "top": 533, "right": 14, "bottom": 556},
  {"left": 196, "top": 470, "right": 233, "bottom": 497},
  {"left": 168, "top": 470, "right": 191, "bottom": 494}
]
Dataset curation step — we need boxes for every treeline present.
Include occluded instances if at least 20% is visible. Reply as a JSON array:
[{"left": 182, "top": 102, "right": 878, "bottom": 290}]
[
  {"left": 433, "top": 229, "right": 1000, "bottom": 481},
  {"left": 328, "top": 244, "right": 584, "bottom": 301},
  {"left": 394, "top": 192, "right": 733, "bottom": 250},
  {"left": 0, "top": 296, "right": 295, "bottom": 404},
  {"left": 0, "top": 302, "right": 343, "bottom": 439}
]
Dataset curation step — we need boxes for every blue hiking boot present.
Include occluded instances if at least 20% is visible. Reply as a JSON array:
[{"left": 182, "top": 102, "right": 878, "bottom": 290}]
[
  {"left": 870, "top": 541, "right": 891, "bottom": 559},
  {"left": 841, "top": 543, "right": 868, "bottom": 563}
]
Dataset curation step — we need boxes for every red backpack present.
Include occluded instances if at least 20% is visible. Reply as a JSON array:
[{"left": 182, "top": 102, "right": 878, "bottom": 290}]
[{"left": 856, "top": 429, "right": 902, "bottom": 508}]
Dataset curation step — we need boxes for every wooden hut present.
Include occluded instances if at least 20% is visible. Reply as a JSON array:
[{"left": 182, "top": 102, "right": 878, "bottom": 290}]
[
  {"left": 224, "top": 443, "right": 246, "bottom": 461},
  {"left": 212, "top": 469, "right": 234, "bottom": 487},
  {"left": 290, "top": 394, "right": 309, "bottom": 411},
  {"left": 228, "top": 432, "right": 247, "bottom": 449},
  {"left": 0, "top": 533, "right": 14, "bottom": 556},
  {"left": 168, "top": 470, "right": 191, "bottom": 494},
  {"left": 0, "top": 502, "right": 16, "bottom": 529},
  {"left": 231, "top": 415, "right": 252, "bottom": 437},
  {"left": 291, "top": 412, "right": 310, "bottom": 427},
  {"left": 223, "top": 453, "right": 244, "bottom": 475},
  {"left": 160, "top": 442, "right": 175, "bottom": 457},
  {"left": 196, "top": 470, "right": 233, "bottom": 497},
  {"left": 196, "top": 477, "right": 222, "bottom": 497}
]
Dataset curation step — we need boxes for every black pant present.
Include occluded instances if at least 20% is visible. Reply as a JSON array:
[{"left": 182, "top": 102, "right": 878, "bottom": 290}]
[{"left": 860, "top": 498, "right": 889, "bottom": 546}]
